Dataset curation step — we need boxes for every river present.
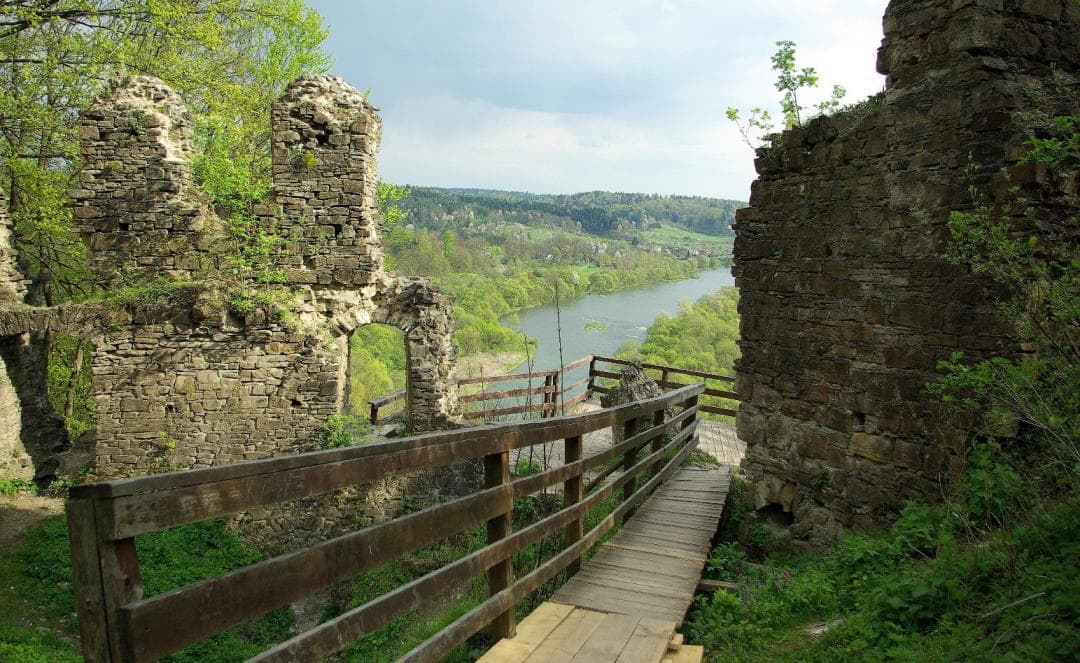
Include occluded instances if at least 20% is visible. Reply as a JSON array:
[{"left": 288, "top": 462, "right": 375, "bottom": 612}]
[{"left": 504, "top": 267, "right": 736, "bottom": 372}]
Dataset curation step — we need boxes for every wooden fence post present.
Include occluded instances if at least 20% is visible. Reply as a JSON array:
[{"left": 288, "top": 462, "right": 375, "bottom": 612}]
[
  {"left": 650, "top": 408, "right": 667, "bottom": 481},
  {"left": 484, "top": 451, "right": 515, "bottom": 640},
  {"left": 618, "top": 416, "right": 641, "bottom": 526},
  {"left": 586, "top": 357, "right": 597, "bottom": 396},
  {"left": 562, "top": 435, "right": 584, "bottom": 576},
  {"left": 68, "top": 493, "right": 144, "bottom": 662},
  {"left": 68, "top": 496, "right": 111, "bottom": 662},
  {"left": 685, "top": 394, "right": 700, "bottom": 449},
  {"left": 369, "top": 402, "right": 380, "bottom": 426},
  {"left": 551, "top": 370, "right": 561, "bottom": 416},
  {"left": 540, "top": 374, "right": 552, "bottom": 419}
]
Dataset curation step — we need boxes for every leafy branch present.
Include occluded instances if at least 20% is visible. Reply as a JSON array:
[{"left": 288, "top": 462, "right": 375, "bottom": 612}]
[{"left": 726, "top": 40, "right": 847, "bottom": 149}]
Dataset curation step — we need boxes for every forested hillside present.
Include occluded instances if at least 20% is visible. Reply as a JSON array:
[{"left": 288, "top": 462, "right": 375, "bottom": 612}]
[
  {"left": 400, "top": 187, "right": 744, "bottom": 241},
  {"left": 617, "top": 288, "right": 740, "bottom": 377}
]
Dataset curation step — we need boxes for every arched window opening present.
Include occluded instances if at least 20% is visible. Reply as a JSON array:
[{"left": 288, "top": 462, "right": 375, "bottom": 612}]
[{"left": 348, "top": 323, "right": 407, "bottom": 428}]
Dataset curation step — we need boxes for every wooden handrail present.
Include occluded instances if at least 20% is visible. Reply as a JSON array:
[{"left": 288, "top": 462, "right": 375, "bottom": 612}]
[
  {"left": 591, "top": 354, "right": 736, "bottom": 383},
  {"left": 369, "top": 351, "right": 739, "bottom": 425},
  {"left": 589, "top": 355, "right": 740, "bottom": 421},
  {"left": 371, "top": 355, "right": 597, "bottom": 425},
  {"left": 68, "top": 382, "right": 705, "bottom": 662}
]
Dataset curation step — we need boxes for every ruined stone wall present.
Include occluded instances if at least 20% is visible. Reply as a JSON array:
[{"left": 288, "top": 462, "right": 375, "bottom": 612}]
[
  {"left": 0, "top": 190, "right": 29, "bottom": 480},
  {"left": 89, "top": 312, "right": 343, "bottom": 478},
  {"left": 734, "top": 0, "right": 1078, "bottom": 543},
  {"left": 0, "top": 187, "right": 53, "bottom": 482},
  {"left": 73, "top": 77, "right": 221, "bottom": 287},
  {"left": 61, "top": 74, "right": 460, "bottom": 481},
  {"left": 268, "top": 76, "right": 384, "bottom": 287}
]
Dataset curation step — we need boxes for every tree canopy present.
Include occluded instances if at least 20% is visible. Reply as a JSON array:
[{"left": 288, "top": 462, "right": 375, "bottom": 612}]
[{"left": 1, "top": 0, "right": 330, "bottom": 298}]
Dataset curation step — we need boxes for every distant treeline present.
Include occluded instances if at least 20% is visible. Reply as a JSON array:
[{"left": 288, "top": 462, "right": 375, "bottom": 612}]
[{"left": 398, "top": 187, "right": 746, "bottom": 237}]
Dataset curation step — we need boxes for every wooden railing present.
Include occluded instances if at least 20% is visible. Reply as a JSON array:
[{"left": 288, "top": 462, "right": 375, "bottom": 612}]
[
  {"left": 68, "top": 382, "right": 705, "bottom": 662},
  {"left": 588, "top": 354, "right": 739, "bottom": 418},
  {"left": 370, "top": 354, "right": 737, "bottom": 425},
  {"left": 369, "top": 355, "right": 594, "bottom": 425}
]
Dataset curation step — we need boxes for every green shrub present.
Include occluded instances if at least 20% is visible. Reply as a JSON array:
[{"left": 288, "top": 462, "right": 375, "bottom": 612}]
[
  {"left": 319, "top": 414, "right": 371, "bottom": 449},
  {"left": 0, "top": 477, "right": 37, "bottom": 497}
]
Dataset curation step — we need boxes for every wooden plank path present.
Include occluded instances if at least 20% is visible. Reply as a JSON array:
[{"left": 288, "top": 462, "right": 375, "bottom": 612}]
[{"left": 480, "top": 466, "right": 728, "bottom": 662}]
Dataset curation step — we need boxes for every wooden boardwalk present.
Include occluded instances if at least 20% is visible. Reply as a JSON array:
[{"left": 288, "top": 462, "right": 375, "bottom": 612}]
[{"left": 480, "top": 466, "right": 728, "bottom": 662}]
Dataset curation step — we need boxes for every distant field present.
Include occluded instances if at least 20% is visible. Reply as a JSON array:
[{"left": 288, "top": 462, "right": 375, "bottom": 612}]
[{"left": 641, "top": 224, "right": 734, "bottom": 254}]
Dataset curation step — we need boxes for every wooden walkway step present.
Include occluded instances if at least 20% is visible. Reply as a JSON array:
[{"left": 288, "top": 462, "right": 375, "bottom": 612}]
[
  {"left": 478, "top": 603, "right": 696, "bottom": 663},
  {"left": 479, "top": 466, "right": 727, "bottom": 662},
  {"left": 550, "top": 466, "right": 728, "bottom": 626}
]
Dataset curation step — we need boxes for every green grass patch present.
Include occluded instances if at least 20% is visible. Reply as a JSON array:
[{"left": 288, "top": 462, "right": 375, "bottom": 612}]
[
  {"left": 640, "top": 223, "right": 734, "bottom": 254},
  {"left": 1, "top": 514, "right": 292, "bottom": 662},
  {"left": 685, "top": 498, "right": 1080, "bottom": 662}
]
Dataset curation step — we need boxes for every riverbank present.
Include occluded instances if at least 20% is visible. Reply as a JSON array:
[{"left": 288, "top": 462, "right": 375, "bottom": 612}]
[
  {"left": 505, "top": 268, "right": 736, "bottom": 372},
  {"left": 453, "top": 351, "right": 526, "bottom": 380}
]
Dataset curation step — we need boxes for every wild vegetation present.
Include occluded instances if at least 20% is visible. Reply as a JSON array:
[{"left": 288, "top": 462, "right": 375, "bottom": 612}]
[
  {"left": 2, "top": 0, "right": 332, "bottom": 440},
  {"left": 0, "top": 515, "right": 293, "bottom": 662},
  {"left": 400, "top": 187, "right": 742, "bottom": 238},
  {"left": 617, "top": 288, "right": 740, "bottom": 377},
  {"left": 726, "top": 40, "right": 847, "bottom": 149}
]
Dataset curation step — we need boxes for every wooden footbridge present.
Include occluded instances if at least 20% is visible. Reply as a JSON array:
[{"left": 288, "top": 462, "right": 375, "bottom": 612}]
[{"left": 67, "top": 357, "right": 739, "bottom": 662}]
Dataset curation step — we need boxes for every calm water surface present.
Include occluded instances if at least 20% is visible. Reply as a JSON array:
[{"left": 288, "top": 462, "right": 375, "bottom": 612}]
[{"left": 504, "top": 268, "right": 736, "bottom": 372}]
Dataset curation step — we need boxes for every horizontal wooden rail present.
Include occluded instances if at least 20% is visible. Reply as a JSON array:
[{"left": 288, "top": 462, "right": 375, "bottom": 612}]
[
  {"left": 371, "top": 355, "right": 596, "bottom": 424},
  {"left": 369, "top": 391, "right": 405, "bottom": 409},
  {"left": 369, "top": 352, "right": 738, "bottom": 426},
  {"left": 459, "top": 383, "right": 554, "bottom": 404},
  {"left": 591, "top": 355, "right": 736, "bottom": 383},
  {"left": 589, "top": 355, "right": 739, "bottom": 421},
  {"left": 69, "top": 382, "right": 704, "bottom": 662},
  {"left": 456, "top": 367, "right": 558, "bottom": 386}
]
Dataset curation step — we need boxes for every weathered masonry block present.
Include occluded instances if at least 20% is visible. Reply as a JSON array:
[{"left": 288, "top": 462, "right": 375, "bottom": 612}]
[
  {"left": 734, "top": 0, "right": 1078, "bottom": 544},
  {"left": 70, "top": 75, "right": 459, "bottom": 479},
  {"left": 0, "top": 188, "right": 33, "bottom": 481},
  {"left": 268, "top": 76, "right": 384, "bottom": 286}
]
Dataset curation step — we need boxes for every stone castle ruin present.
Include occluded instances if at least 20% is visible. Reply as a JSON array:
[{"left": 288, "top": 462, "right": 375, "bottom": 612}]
[
  {"left": 0, "top": 0, "right": 1075, "bottom": 554},
  {"left": 0, "top": 74, "right": 460, "bottom": 484},
  {"left": 734, "top": 0, "right": 1077, "bottom": 543}
]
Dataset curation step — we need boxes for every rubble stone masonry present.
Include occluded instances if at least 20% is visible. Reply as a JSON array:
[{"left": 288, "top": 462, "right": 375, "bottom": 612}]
[
  {"left": 734, "top": 0, "right": 1078, "bottom": 543},
  {"left": 0, "top": 74, "right": 460, "bottom": 493}
]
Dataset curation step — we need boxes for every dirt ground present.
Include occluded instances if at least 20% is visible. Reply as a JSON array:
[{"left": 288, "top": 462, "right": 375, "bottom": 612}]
[
  {"left": 0, "top": 492, "right": 63, "bottom": 555},
  {"left": 452, "top": 351, "right": 525, "bottom": 380}
]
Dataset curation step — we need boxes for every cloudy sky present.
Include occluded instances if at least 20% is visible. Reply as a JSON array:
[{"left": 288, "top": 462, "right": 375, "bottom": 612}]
[{"left": 307, "top": 1, "right": 888, "bottom": 201}]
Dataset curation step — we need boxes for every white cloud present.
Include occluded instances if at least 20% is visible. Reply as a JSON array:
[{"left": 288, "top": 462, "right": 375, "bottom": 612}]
[{"left": 311, "top": 0, "right": 890, "bottom": 199}]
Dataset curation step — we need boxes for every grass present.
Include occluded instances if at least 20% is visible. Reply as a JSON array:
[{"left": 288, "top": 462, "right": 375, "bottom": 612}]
[
  {"left": 685, "top": 491, "right": 1080, "bottom": 662},
  {"left": 0, "top": 515, "right": 292, "bottom": 662},
  {"left": 640, "top": 223, "right": 734, "bottom": 255}
]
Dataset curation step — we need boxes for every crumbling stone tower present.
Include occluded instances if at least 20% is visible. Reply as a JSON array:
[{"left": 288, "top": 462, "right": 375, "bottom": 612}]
[
  {"left": 734, "top": 0, "right": 1077, "bottom": 544},
  {"left": 74, "top": 77, "right": 216, "bottom": 285},
  {"left": 269, "top": 76, "right": 385, "bottom": 284},
  {"left": 55, "top": 74, "right": 460, "bottom": 480},
  {"left": 0, "top": 188, "right": 33, "bottom": 480}
]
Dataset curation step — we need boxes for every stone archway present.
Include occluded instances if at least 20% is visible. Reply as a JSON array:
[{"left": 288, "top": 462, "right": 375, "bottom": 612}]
[{"left": 369, "top": 277, "right": 460, "bottom": 431}]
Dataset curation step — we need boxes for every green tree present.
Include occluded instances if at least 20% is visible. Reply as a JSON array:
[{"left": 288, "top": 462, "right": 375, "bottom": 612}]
[
  {"left": 930, "top": 114, "right": 1079, "bottom": 468},
  {"left": 726, "top": 40, "right": 846, "bottom": 148},
  {"left": 2, "top": 0, "right": 330, "bottom": 297},
  {"left": 1, "top": 0, "right": 330, "bottom": 440}
]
